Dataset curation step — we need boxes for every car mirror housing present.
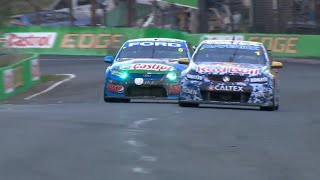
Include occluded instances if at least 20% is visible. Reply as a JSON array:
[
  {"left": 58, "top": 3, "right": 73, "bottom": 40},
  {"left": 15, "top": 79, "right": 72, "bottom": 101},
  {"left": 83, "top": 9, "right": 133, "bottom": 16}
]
[
  {"left": 104, "top": 56, "right": 114, "bottom": 63},
  {"left": 271, "top": 61, "right": 283, "bottom": 69},
  {"left": 178, "top": 58, "right": 189, "bottom": 65},
  {"left": 193, "top": 46, "right": 197, "bottom": 51}
]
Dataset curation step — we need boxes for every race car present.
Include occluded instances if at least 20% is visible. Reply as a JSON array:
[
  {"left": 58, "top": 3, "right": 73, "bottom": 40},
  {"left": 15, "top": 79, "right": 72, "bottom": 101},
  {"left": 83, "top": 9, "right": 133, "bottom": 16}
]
[
  {"left": 103, "top": 38, "right": 194, "bottom": 102},
  {"left": 178, "top": 40, "right": 283, "bottom": 111}
]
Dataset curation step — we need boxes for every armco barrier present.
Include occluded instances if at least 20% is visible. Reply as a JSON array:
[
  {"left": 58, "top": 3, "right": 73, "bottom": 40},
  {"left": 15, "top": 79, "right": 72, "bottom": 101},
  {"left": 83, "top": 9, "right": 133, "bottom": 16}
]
[
  {"left": 0, "top": 26, "right": 320, "bottom": 58},
  {"left": 0, "top": 54, "right": 40, "bottom": 100}
]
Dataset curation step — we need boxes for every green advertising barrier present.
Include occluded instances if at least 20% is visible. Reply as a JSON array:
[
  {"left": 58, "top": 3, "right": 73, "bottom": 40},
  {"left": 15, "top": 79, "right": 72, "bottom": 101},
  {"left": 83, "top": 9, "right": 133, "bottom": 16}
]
[
  {"left": 0, "top": 26, "right": 320, "bottom": 58},
  {"left": 162, "top": 0, "right": 197, "bottom": 8},
  {"left": 245, "top": 34, "right": 320, "bottom": 58},
  {"left": 0, "top": 54, "right": 40, "bottom": 100},
  {"left": 0, "top": 26, "right": 189, "bottom": 56}
]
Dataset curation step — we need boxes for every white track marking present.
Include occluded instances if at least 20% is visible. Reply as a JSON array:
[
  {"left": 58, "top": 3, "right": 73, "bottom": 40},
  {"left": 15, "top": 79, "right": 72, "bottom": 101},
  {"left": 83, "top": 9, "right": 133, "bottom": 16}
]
[
  {"left": 130, "top": 118, "right": 158, "bottom": 128},
  {"left": 132, "top": 167, "right": 150, "bottom": 174},
  {"left": 24, "top": 74, "right": 76, "bottom": 100},
  {"left": 140, "top": 156, "right": 157, "bottom": 162},
  {"left": 126, "top": 139, "right": 144, "bottom": 147}
]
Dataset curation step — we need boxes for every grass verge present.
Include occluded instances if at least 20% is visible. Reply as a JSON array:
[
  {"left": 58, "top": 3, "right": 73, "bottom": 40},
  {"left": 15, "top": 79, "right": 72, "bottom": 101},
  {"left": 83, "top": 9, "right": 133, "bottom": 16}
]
[{"left": 41, "top": 74, "right": 67, "bottom": 83}]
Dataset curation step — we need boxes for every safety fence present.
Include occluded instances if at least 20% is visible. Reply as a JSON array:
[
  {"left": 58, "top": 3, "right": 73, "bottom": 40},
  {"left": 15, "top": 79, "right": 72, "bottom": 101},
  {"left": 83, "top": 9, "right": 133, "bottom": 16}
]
[
  {"left": 0, "top": 26, "right": 319, "bottom": 58},
  {"left": 0, "top": 54, "right": 40, "bottom": 100}
]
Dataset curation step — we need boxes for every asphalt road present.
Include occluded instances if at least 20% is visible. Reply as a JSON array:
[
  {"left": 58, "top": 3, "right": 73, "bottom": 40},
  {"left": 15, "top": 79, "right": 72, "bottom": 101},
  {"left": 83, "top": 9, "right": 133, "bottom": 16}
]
[{"left": 0, "top": 55, "right": 320, "bottom": 180}]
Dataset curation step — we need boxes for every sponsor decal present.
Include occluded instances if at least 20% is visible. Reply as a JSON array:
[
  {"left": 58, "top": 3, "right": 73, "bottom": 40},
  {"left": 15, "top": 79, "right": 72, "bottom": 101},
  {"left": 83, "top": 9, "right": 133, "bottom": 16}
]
[
  {"left": 181, "top": 87, "right": 198, "bottom": 95},
  {"left": 186, "top": 74, "right": 203, "bottom": 81},
  {"left": 106, "top": 83, "right": 124, "bottom": 93},
  {"left": 209, "top": 85, "right": 215, "bottom": 91},
  {"left": 0, "top": 38, "right": 6, "bottom": 43},
  {"left": 13, "top": 66, "right": 24, "bottom": 88},
  {"left": 4, "top": 69, "right": 14, "bottom": 94},
  {"left": 250, "top": 77, "right": 268, "bottom": 83},
  {"left": 111, "top": 70, "right": 122, "bottom": 76},
  {"left": 61, "top": 33, "right": 123, "bottom": 49},
  {"left": 201, "top": 44, "right": 260, "bottom": 50},
  {"left": 31, "top": 59, "right": 40, "bottom": 81},
  {"left": 127, "top": 42, "right": 182, "bottom": 47},
  {"left": 197, "top": 66, "right": 260, "bottom": 76},
  {"left": 200, "top": 35, "right": 244, "bottom": 41},
  {"left": 130, "top": 64, "right": 173, "bottom": 71},
  {"left": 5, "top": 33, "right": 57, "bottom": 48},
  {"left": 142, "top": 74, "right": 152, "bottom": 77},
  {"left": 169, "top": 85, "right": 180, "bottom": 94},
  {"left": 143, "top": 80, "right": 156, "bottom": 85},
  {"left": 211, "top": 85, "right": 244, "bottom": 92},
  {"left": 248, "top": 36, "right": 299, "bottom": 54}
]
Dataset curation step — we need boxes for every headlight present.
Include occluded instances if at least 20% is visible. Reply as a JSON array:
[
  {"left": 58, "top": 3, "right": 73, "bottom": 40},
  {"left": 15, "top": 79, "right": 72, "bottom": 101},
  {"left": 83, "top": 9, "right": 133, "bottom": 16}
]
[
  {"left": 186, "top": 74, "right": 203, "bottom": 81},
  {"left": 250, "top": 77, "right": 268, "bottom": 83},
  {"left": 111, "top": 70, "right": 129, "bottom": 79},
  {"left": 166, "top": 72, "right": 177, "bottom": 81}
]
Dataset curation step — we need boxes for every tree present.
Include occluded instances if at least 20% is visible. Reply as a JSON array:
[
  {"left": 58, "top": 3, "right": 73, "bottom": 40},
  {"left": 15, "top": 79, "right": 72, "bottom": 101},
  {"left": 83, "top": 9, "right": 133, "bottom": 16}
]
[{"left": 91, "top": 0, "right": 97, "bottom": 26}]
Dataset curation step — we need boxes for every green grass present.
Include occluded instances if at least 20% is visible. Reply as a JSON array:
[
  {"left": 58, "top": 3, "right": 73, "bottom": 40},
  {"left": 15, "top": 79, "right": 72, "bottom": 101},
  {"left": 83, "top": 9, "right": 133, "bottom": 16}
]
[{"left": 41, "top": 74, "right": 67, "bottom": 82}]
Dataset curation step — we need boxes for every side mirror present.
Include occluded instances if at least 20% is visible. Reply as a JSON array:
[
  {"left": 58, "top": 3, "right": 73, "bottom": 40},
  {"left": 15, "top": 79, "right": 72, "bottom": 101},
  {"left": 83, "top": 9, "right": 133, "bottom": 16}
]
[
  {"left": 104, "top": 56, "right": 114, "bottom": 63},
  {"left": 178, "top": 58, "right": 189, "bottom": 65},
  {"left": 271, "top": 61, "right": 283, "bottom": 69},
  {"left": 267, "top": 49, "right": 272, "bottom": 55},
  {"left": 193, "top": 46, "right": 197, "bottom": 51}
]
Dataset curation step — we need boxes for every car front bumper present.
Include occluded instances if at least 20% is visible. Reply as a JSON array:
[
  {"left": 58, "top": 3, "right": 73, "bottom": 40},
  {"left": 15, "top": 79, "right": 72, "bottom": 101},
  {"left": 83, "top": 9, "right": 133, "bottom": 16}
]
[{"left": 179, "top": 79, "right": 274, "bottom": 106}]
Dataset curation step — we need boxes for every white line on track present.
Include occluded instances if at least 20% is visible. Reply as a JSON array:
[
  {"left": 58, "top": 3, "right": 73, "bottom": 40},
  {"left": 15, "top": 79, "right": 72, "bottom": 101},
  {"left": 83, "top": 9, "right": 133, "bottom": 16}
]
[
  {"left": 140, "top": 156, "right": 157, "bottom": 162},
  {"left": 24, "top": 74, "right": 76, "bottom": 100},
  {"left": 126, "top": 139, "right": 144, "bottom": 147},
  {"left": 130, "top": 118, "right": 158, "bottom": 128},
  {"left": 132, "top": 167, "right": 150, "bottom": 174}
]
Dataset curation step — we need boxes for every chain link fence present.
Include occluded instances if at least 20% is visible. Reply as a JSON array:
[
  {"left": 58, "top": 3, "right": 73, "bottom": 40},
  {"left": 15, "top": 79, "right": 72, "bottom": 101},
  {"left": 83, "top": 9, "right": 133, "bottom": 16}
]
[
  {"left": 108, "top": 0, "right": 320, "bottom": 34},
  {"left": 3, "top": 0, "right": 319, "bottom": 34}
]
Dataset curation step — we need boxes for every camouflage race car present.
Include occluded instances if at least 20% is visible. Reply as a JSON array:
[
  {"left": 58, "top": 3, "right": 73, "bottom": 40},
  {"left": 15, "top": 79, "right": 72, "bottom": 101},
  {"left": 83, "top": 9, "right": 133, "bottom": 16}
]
[
  {"left": 103, "top": 38, "right": 194, "bottom": 102},
  {"left": 178, "top": 40, "right": 283, "bottom": 111}
]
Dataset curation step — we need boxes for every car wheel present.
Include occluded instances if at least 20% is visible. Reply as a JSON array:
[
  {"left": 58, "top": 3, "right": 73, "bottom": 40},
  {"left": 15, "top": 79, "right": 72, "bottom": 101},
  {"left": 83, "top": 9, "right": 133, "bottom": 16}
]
[
  {"left": 260, "top": 105, "right": 278, "bottom": 111},
  {"left": 104, "top": 96, "right": 116, "bottom": 102},
  {"left": 178, "top": 101, "right": 199, "bottom": 107},
  {"left": 260, "top": 98, "right": 279, "bottom": 111},
  {"left": 104, "top": 96, "right": 130, "bottom": 103},
  {"left": 120, "top": 98, "right": 131, "bottom": 103}
]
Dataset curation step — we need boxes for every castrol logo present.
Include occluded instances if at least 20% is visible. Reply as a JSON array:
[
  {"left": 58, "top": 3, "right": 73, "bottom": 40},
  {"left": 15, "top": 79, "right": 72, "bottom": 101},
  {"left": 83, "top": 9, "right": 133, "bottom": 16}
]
[
  {"left": 130, "top": 64, "right": 173, "bottom": 71},
  {"left": 5, "top": 33, "right": 57, "bottom": 48}
]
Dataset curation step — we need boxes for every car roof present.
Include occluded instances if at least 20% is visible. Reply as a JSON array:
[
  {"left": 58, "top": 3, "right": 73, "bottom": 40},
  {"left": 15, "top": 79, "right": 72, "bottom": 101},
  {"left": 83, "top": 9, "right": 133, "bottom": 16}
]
[
  {"left": 126, "top": 38, "right": 187, "bottom": 43},
  {"left": 201, "top": 40, "right": 263, "bottom": 46}
]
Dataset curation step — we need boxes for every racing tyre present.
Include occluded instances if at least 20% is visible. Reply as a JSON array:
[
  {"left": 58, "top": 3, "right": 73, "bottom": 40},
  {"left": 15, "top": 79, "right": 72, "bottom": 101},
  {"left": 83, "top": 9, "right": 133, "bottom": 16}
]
[
  {"left": 104, "top": 96, "right": 130, "bottom": 103},
  {"left": 260, "top": 105, "right": 278, "bottom": 111},
  {"left": 260, "top": 97, "right": 279, "bottom": 111},
  {"left": 260, "top": 84, "right": 279, "bottom": 111},
  {"left": 178, "top": 101, "right": 199, "bottom": 108},
  {"left": 104, "top": 96, "right": 117, "bottom": 102}
]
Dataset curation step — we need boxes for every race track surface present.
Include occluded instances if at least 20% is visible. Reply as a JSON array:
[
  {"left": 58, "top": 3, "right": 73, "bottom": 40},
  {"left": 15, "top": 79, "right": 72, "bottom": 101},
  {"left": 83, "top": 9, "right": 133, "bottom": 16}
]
[{"left": 0, "top": 55, "right": 320, "bottom": 180}]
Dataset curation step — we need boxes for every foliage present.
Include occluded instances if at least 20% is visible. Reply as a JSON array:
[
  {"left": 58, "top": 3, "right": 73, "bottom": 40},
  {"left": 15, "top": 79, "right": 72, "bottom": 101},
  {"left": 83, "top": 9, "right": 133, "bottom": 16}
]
[{"left": 0, "top": 0, "right": 55, "bottom": 26}]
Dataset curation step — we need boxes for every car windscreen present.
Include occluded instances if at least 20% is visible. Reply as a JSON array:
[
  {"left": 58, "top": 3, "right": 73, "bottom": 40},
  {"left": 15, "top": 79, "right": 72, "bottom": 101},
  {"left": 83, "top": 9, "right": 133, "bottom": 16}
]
[
  {"left": 193, "top": 43, "right": 266, "bottom": 65},
  {"left": 117, "top": 41, "right": 188, "bottom": 60}
]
